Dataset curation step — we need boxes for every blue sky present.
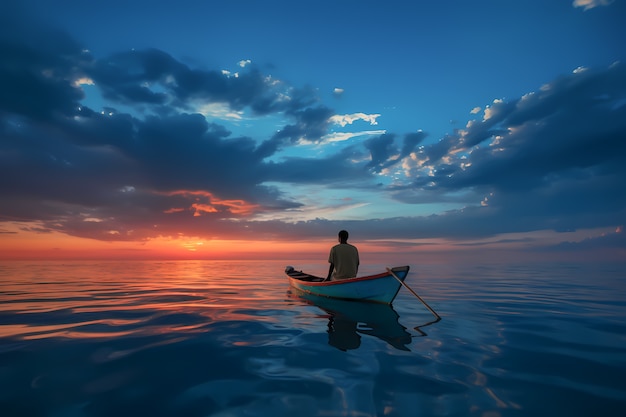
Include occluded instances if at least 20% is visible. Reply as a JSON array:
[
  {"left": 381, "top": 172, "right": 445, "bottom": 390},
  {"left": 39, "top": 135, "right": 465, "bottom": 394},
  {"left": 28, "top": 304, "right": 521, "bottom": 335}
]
[{"left": 1, "top": 0, "right": 625, "bottom": 261}]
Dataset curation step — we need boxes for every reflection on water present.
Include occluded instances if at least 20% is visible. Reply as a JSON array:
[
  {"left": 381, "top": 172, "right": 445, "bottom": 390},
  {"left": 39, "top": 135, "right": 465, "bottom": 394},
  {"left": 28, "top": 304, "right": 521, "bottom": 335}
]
[
  {"left": 0, "top": 260, "right": 625, "bottom": 417},
  {"left": 0, "top": 260, "right": 290, "bottom": 341},
  {"left": 290, "top": 291, "right": 414, "bottom": 351}
]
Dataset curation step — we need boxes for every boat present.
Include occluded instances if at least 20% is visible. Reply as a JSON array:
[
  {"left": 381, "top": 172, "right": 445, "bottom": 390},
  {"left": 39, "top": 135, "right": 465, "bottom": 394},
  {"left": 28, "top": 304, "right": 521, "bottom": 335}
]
[{"left": 284, "top": 265, "right": 410, "bottom": 305}]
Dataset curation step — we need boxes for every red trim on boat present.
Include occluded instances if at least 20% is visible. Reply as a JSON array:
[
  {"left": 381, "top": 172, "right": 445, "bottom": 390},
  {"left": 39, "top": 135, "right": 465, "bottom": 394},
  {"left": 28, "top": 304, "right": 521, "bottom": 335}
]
[{"left": 288, "top": 270, "right": 404, "bottom": 286}]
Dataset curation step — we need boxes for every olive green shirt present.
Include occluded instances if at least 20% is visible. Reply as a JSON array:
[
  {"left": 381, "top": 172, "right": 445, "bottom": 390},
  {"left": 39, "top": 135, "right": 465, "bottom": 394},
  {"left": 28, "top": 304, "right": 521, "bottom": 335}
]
[{"left": 328, "top": 243, "right": 359, "bottom": 280}]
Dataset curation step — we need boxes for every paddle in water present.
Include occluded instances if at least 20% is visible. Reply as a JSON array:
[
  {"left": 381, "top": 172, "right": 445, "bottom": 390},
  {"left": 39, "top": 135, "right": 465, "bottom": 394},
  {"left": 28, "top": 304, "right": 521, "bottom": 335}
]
[{"left": 386, "top": 267, "right": 441, "bottom": 321}]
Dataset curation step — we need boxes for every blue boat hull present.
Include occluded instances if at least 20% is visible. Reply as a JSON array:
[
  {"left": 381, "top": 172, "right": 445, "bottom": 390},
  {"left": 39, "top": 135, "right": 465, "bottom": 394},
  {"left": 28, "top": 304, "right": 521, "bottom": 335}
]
[{"left": 285, "top": 265, "right": 410, "bottom": 304}]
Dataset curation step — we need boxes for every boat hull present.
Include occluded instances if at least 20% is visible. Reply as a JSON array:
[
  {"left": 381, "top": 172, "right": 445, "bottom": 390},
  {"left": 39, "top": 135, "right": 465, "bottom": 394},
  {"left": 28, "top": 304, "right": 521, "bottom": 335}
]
[{"left": 286, "top": 265, "right": 410, "bottom": 304}]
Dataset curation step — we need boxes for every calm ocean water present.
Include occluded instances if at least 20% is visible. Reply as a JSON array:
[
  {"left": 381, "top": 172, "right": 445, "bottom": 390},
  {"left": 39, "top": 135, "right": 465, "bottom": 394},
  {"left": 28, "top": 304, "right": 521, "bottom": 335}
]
[{"left": 0, "top": 260, "right": 625, "bottom": 417}]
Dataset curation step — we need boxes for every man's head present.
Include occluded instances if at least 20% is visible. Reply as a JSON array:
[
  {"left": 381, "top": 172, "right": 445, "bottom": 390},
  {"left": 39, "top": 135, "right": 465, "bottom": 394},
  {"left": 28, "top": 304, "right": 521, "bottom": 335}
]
[{"left": 338, "top": 230, "right": 349, "bottom": 243}]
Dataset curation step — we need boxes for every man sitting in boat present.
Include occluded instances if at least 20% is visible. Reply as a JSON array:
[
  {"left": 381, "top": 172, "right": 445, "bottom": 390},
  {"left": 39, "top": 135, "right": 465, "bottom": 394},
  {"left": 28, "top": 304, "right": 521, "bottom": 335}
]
[{"left": 326, "top": 230, "right": 360, "bottom": 281}]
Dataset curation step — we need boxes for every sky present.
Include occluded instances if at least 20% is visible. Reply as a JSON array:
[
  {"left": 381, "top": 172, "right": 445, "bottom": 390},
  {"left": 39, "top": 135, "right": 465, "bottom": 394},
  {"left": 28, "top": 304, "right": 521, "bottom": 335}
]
[{"left": 1, "top": 0, "right": 625, "bottom": 262}]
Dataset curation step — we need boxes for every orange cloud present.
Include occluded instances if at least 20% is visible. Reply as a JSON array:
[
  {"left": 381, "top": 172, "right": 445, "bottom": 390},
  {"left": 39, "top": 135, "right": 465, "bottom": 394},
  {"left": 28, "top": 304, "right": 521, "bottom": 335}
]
[
  {"left": 160, "top": 190, "right": 260, "bottom": 216},
  {"left": 163, "top": 207, "right": 186, "bottom": 214},
  {"left": 190, "top": 203, "right": 218, "bottom": 216}
]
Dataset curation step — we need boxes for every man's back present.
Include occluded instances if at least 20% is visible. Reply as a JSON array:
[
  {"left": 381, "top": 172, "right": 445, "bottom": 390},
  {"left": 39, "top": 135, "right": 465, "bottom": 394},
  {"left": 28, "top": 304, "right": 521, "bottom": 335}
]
[{"left": 329, "top": 243, "right": 359, "bottom": 280}]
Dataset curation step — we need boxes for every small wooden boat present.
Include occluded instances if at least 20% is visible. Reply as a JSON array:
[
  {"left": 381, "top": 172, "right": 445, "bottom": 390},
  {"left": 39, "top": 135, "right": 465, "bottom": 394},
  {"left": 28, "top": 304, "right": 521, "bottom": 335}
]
[{"left": 285, "top": 265, "right": 410, "bottom": 305}]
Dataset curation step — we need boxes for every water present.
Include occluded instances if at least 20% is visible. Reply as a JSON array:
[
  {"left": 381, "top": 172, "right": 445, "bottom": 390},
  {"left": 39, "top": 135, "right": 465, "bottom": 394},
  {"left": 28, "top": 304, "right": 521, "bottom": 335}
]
[{"left": 0, "top": 260, "right": 625, "bottom": 417}]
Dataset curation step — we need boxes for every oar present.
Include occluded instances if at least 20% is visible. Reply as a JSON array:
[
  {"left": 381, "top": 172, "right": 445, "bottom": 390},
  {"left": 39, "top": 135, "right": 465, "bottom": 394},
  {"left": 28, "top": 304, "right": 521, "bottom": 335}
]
[{"left": 387, "top": 267, "right": 441, "bottom": 321}]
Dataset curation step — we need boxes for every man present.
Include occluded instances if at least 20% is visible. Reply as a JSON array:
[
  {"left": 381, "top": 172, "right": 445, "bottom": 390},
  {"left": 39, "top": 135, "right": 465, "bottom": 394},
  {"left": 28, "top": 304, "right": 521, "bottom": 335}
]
[{"left": 326, "top": 230, "right": 359, "bottom": 281}]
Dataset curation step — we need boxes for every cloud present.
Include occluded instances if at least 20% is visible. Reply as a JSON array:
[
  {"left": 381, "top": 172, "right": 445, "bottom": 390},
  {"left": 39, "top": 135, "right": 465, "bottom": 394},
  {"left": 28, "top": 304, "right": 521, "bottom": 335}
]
[
  {"left": 0, "top": 16, "right": 313, "bottom": 242},
  {"left": 264, "top": 147, "right": 373, "bottom": 186},
  {"left": 87, "top": 48, "right": 317, "bottom": 117},
  {"left": 306, "top": 130, "right": 386, "bottom": 145},
  {"left": 255, "top": 105, "right": 336, "bottom": 156},
  {"left": 0, "top": 11, "right": 385, "bottom": 243},
  {"left": 362, "top": 131, "right": 428, "bottom": 173},
  {"left": 573, "top": 0, "right": 614, "bottom": 10},
  {"left": 547, "top": 226, "right": 624, "bottom": 252},
  {"left": 365, "top": 134, "right": 398, "bottom": 172},
  {"left": 197, "top": 102, "right": 244, "bottom": 120},
  {"left": 400, "top": 131, "right": 427, "bottom": 158},
  {"left": 393, "top": 63, "right": 626, "bottom": 237},
  {"left": 330, "top": 113, "right": 380, "bottom": 127}
]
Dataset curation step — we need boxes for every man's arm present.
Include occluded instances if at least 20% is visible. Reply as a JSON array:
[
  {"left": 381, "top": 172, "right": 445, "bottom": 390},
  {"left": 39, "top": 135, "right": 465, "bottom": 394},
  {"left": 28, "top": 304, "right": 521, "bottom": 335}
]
[{"left": 326, "top": 263, "right": 334, "bottom": 281}]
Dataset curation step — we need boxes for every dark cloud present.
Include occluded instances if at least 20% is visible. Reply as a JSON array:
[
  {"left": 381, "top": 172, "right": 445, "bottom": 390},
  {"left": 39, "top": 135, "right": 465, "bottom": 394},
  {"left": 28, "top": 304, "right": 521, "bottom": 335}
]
[
  {"left": 427, "top": 66, "right": 626, "bottom": 193},
  {"left": 550, "top": 227, "right": 625, "bottom": 251},
  {"left": 459, "top": 100, "right": 515, "bottom": 148},
  {"left": 87, "top": 48, "right": 320, "bottom": 118},
  {"left": 257, "top": 105, "right": 335, "bottom": 157},
  {"left": 400, "top": 131, "right": 427, "bottom": 158},
  {"left": 265, "top": 146, "right": 371, "bottom": 186},
  {"left": 0, "top": 8, "right": 375, "bottom": 243},
  {"left": 365, "top": 133, "right": 398, "bottom": 172},
  {"left": 0, "top": 19, "right": 87, "bottom": 122},
  {"left": 393, "top": 64, "right": 626, "bottom": 238}
]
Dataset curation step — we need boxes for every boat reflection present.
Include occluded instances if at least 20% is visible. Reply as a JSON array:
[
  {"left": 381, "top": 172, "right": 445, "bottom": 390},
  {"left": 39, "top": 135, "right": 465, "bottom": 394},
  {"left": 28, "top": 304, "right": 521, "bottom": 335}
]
[{"left": 290, "top": 291, "right": 413, "bottom": 351}]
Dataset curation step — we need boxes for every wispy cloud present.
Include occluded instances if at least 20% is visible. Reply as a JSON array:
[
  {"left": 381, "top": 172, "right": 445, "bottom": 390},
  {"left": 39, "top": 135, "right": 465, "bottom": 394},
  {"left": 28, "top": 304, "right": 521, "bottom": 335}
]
[
  {"left": 572, "top": 0, "right": 614, "bottom": 10},
  {"left": 197, "top": 102, "right": 244, "bottom": 120},
  {"left": 330, "top": 113, "right": 380, "bottom": 127},
  {"left": 307, "top": 130, "right": 386, "bottom": 145}
]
